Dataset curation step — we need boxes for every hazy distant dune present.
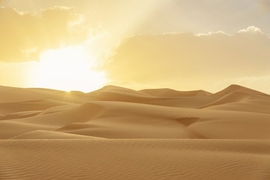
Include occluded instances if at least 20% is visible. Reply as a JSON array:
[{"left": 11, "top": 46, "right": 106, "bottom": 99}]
[{"left": 141, "top": 88, "right": 212, "bottom": 97}]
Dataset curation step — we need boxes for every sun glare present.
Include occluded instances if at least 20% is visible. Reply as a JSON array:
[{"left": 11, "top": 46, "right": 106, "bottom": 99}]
[{"left": 34, "top": 46, "right": 108, "bottom": 92}]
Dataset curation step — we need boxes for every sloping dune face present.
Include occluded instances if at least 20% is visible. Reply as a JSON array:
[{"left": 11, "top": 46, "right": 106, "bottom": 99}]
[{"left": 1, "top": 84, "right": 270, "bottom": 179}]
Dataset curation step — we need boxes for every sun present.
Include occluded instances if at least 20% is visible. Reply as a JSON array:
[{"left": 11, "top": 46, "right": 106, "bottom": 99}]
[{"left": 33, "top": 46, "right": 108, "bottom": 92}]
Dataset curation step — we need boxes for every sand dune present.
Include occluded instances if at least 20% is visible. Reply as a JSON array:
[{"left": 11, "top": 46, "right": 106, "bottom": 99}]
[
  {"left": 1, "top": 84, "right": 270, "bottom": 179},
  {"left": 141, "top": 88, "right": 212, "bottom": 97},
  {"left": 11, "top": 130, "right": 104, "bottom": 140}
]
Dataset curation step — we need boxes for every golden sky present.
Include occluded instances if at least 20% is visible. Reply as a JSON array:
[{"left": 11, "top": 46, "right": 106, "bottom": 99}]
[{"left": 1, "top": 0, "right": 270, "bottom": 93}]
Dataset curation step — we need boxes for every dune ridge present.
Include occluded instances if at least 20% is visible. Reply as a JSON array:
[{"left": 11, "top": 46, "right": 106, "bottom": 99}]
[{"left": 1, "top": 84, "right": 270, "bottom": 179}]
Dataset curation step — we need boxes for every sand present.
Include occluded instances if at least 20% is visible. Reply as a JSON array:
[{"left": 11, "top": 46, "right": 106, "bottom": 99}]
[{"left": 1, "top": 84, "right": 270, "bottom": 179}]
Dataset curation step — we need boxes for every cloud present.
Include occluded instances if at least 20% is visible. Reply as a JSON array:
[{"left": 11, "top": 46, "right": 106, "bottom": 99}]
[
  {"left": 0, "top": 6, "right": 87, "bottom": 62},
  {"left": 103, "top": 26, "right": 270, "bottom": 92},
  {"left": 237, "top": 26, "right": 263, "bottom": 34}
]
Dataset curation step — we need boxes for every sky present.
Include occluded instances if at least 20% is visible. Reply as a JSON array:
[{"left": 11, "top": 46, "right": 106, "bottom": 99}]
[{"left": 1, "top": 0, "right": 270, "bottom": 93}]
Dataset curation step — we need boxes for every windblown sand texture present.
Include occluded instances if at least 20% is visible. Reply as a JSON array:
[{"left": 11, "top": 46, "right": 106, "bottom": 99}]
[{"left": 1, "top": 84, "right": 270, "bottom": 179}]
